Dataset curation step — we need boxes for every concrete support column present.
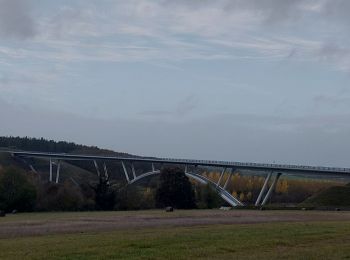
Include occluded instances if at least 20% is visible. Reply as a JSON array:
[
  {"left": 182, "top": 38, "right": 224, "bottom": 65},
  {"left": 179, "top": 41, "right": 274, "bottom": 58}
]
[
  {"left": 55, "top": 160, "right": 61, "bottom": 183},
  {"left": 255, "top": 172, "right": 273, "bottom": 206},
  {"left": 131, "top": 163, "right": 136, "bottom": 179},
  {"left": 217, "top": 168, "right": 226, "bottom": 187},
  {"left": 261, "top": 172, "right": 282, "bottom": 206},
  {"left": 103, "top": 162, "right": 109, "bottom": 180},
  {"left": 93, "top": 160, "right": 101, "bottom": 177},
  {"left": 223, "top": 168, "right": 233, "bottom": 189},
  {"left": 121, "top": 161, "right": 130, "bottom": 183},
  {"left": 49, "top": 158, "right": 53, "bottom": 182}
]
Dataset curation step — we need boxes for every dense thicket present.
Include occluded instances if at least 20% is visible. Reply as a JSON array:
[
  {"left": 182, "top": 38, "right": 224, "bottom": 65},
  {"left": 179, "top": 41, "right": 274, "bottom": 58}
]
[
  {"left": 0, "top": 167, "right": 37, "bottom": 211},
  {"left": 155, "top": 167, "right": 196, "bottom": 209}
]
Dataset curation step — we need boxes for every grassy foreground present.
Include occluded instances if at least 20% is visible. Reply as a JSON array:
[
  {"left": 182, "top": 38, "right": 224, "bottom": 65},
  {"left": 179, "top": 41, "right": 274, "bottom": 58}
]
[{"left": 1, "top": 219, "right": 350, "bottom": 259}]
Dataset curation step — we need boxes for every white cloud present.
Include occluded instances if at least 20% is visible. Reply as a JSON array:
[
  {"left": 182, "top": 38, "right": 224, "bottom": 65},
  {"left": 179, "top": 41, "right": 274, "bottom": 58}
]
[{"left": 0, "top": 0, "right": 349, "bottom": 68}]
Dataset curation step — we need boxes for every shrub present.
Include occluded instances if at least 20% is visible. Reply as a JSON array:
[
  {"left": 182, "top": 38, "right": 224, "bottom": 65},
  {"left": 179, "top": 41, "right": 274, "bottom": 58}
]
[
  {"left": 36, "top": 181, "right": 86, "bottom": 211},
  {"left": 0, "top": 167, "right": 37, "bottom": 212},
  {"left": 195, "top": 184, "right": 222, "bottom": 209}
]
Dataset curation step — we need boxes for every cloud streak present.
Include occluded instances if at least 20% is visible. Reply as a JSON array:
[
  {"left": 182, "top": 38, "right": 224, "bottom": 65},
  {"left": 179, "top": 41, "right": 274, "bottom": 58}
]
[{"left": 1, "top": 0, "right": 349, "bottom": 68}]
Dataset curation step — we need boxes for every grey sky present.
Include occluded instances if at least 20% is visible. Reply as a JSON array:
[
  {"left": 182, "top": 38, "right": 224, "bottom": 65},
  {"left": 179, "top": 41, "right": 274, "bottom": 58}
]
[
  {"left": 0, "top": 0, "right": 36, "bottom": 39},
  {"left": 1, "top": 0, "right": 350, "bottom": 167}
]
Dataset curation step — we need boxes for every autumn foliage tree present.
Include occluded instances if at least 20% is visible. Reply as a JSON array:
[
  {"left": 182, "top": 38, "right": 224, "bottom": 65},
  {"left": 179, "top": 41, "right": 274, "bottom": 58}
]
[{"left": 202, "top": 171, "right": 341, "bottom": 204}]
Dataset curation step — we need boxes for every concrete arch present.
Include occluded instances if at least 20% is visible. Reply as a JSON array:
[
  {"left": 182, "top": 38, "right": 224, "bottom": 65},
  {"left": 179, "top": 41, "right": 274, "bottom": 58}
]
[{"left": 128, "top": 171, "right": 244, "bottom": 207}]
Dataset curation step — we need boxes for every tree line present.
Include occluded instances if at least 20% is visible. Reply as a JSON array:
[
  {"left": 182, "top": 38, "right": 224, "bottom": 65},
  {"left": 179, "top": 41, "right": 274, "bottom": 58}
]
[
  {"left": 0, "top": 136, "right": 131, "bottom": 156},
  {"left": 0, "top": 166, "right": 218, "bottom": 213}
]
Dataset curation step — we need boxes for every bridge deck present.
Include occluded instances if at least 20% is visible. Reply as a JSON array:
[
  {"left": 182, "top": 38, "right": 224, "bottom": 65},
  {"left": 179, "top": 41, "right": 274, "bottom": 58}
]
[{"left": 8, "top": 151, "right": 350, "bottom": 177}]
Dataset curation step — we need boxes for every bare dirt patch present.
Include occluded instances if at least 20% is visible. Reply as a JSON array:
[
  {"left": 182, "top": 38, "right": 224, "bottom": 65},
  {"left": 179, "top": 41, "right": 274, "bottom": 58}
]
[{"left": 1, "top": 210, "right": 350, "bottom": 238}]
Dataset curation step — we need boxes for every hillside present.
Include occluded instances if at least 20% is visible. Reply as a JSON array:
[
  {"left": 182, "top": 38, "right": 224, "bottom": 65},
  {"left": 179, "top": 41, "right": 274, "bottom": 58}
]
[
  {"left": 301, "top": 183, "right": 350, "bottom": 208},
  {"left": 0, "top": 137, "right": 165, "bottom": 212},
  {"left": 0, "top": 136, "right": 147, "bottom": 184},
  {"left": 0, "top": 136, "right": 132, "bottom": 156}
]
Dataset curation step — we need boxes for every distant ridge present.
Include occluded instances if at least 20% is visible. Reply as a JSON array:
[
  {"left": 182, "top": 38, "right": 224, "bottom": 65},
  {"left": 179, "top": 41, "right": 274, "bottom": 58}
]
[
  {"left": 0, "top": 136, "right": 145, "bottom": 183},
  {"left": 0, "top": 136, "right": 133, "bottom": 157}
]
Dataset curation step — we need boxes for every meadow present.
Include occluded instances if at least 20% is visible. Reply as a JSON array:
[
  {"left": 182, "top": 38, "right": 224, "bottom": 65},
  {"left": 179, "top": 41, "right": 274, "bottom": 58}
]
[{"left": 1, "top": 210, "right": 350, "bottom": 259}]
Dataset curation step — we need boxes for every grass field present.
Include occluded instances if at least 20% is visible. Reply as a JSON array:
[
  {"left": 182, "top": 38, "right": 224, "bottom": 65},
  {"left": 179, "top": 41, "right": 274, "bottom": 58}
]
[{"left": 1, "top": 210, "right": 350, "bottom": 259}]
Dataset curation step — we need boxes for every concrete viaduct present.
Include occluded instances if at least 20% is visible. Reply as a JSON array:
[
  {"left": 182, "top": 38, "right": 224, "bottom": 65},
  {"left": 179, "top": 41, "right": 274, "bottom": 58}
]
[{"left": 8, "top": 151, "right": 350, "bottom": 207}]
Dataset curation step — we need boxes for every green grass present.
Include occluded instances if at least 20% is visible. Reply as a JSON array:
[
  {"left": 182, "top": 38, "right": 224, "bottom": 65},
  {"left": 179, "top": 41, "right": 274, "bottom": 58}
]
[
  {"left": 1, "top": 220, "right": 350, "bottom": 259},
  {"left": 0, "top": 210, "right": 135, "bottom": 222},
  {"left": 0, "top": 209, "right": 215, "bottom": 223}
]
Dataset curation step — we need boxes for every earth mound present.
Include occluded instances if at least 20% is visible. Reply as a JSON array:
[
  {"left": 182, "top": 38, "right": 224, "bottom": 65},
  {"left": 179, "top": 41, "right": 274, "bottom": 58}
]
[{"left": 302, "top": 183, "right": 350, "bottom": 207}]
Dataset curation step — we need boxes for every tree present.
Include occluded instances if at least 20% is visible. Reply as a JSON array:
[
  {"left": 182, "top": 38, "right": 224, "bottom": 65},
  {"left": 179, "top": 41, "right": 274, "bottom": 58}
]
[
  {"left": 196, "top": 184, "right": 221, "bottom": 209},
  {"left": 155, "top": 167, "right": 196, "bottom": 209},
  {"left": 92, "top": 178, "right": 115, "bottom": 210},
  {"left": 0, "top": 167, "right": 37, "bottom": 212}
]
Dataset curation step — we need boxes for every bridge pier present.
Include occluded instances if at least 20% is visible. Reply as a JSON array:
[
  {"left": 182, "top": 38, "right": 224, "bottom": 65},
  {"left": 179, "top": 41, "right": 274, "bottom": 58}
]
[
  {"left": 217, "top": 167, "right": 226, "bottom": 187},
  {"left": 55, "top": 160, "right": 61, "bottom": 183},
  {"left": 131, "top": 163, "right": 137, "bottom": 179},
  {"left": 93, "top": 160, "right": 101, "bottom": 178},
  {"left": 121, "top": 161, "right": 130, "bottom": 183},
  {"left": 223, "top": 168, "right": 233, "bottom": 189},
  {"left": 49, "top": 159, "right": 61, "bottom": 183},
  {"left": 255, "top": 171, "right": 273, "bottom": 206},
  {"left": 261, "top": 172, "right": 282, "bottom": 206},
  {"left": 103, "top": 162, "right": 109, "bottom": 183},
  {"left": 49, "top": 158, "right": 53, "bottom": 182}
]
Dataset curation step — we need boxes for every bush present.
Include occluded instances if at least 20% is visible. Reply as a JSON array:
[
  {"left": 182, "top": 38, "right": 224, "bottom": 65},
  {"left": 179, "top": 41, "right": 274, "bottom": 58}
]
[
  {"left": 0, "top": 167, "right": 37, "bottom": 212},
  {"left": 114, "top": 185, "right": 155, "bottom": 210},
  {"left": 36, "top": 181, "right": 87, "bottom": 211},
  {"left": 195, "top": 184, "right": 222, "bottom": 209}
]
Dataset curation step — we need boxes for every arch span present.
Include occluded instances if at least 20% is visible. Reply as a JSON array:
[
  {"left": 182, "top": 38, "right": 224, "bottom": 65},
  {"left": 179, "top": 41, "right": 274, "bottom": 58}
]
[{"left": 128, "top": 171, "right": 244, "bottom": 207}]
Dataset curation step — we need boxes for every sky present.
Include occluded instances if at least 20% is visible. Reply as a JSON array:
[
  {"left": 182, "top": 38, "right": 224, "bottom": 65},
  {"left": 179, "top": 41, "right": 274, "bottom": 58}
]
[{"left": 1, "top": 0, "right": 350, "bottom": 167}]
